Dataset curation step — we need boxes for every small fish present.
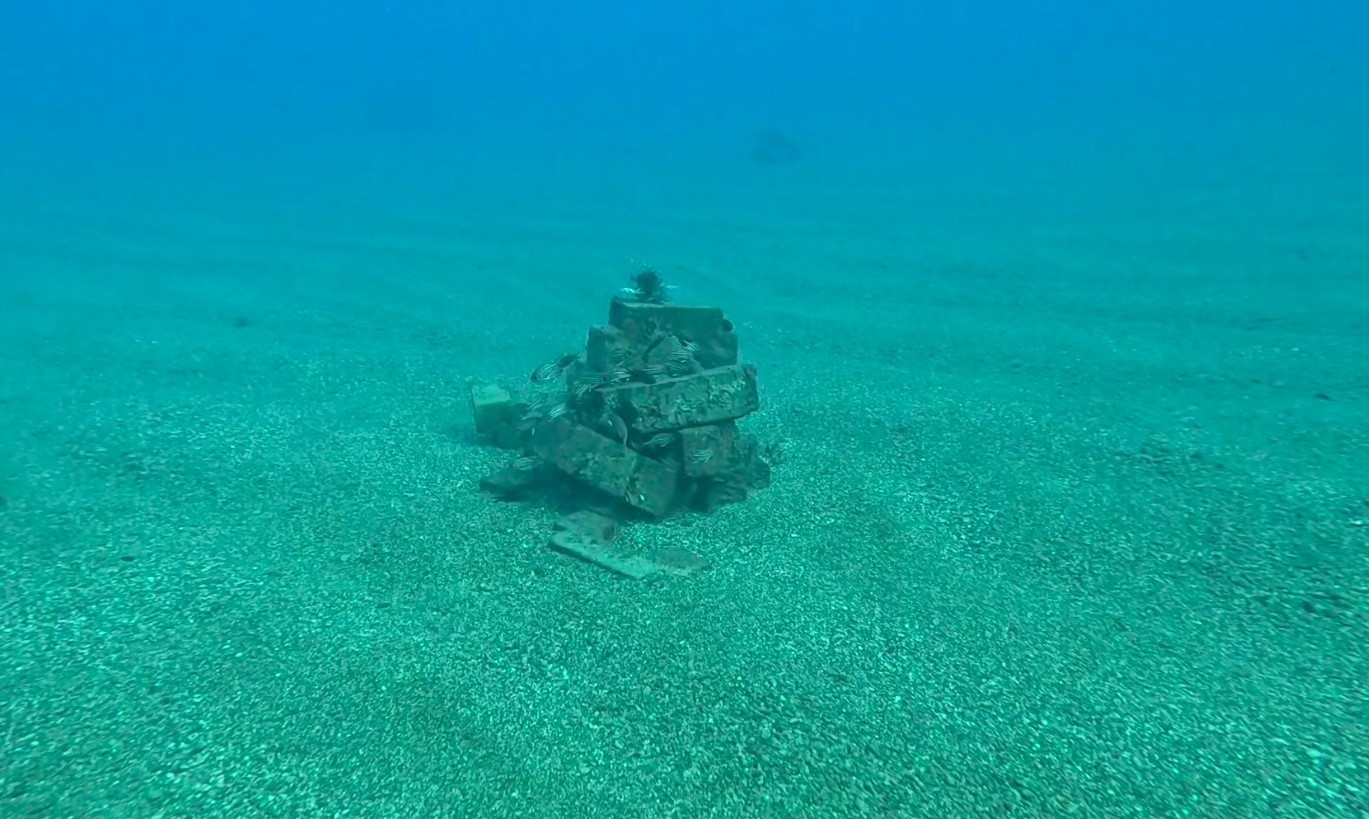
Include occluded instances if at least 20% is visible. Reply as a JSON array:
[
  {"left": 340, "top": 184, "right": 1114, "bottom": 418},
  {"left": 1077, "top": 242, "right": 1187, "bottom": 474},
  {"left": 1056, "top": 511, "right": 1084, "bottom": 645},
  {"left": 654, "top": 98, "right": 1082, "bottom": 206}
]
[
  {"left": 688, "top": 448, "right": 714, "bottom": 465},
  {"left": 511, "top": 455, "right": 540, "bottom": 471},
  {"left": 530, "top": 353, "right": 578, "bottom": 384},
  {"left": 640, "top": 364, "right": 668, "bottom": 380},
  {"left": 705, "top": 339, "right": 731, "bottom": 362},
  {"left": 678, "top": 338, "right": 701, "bottom": 358},
  {"left": 545, "top": 401, "right": 570, "bottom": 420},
  {"left": 665, "top": 357, "right": 696, "bottom": 377},
  {"left": 607, "top": 367, "right": 631, "bottom": 385},
  {"left": 600, "top": 411, "right": 628, "bottom": 445},
  {"left": 530, "top": 362, "right": 561, "bottom": 383},
  {"left": 516, "top": 415, "right": 541, "bottom": 434},
  {"left": 643, "top": 432, "right": 677, "bottom": 450},
  {"left": 570, "top": 377, "right": 598, "bottom": 402},
  {"left": 517, "top": 401, "right": 547, "bottom": 431},
  {"left": 666, "top": 341, "right": 695, "bottom": 366}
]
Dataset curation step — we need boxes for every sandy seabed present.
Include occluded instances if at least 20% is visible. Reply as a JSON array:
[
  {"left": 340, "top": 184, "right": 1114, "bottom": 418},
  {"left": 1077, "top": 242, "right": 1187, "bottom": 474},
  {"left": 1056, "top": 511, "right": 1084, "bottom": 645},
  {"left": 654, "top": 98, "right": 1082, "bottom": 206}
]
[{"left": 1, "top": 157, "right": 1366, "bottom": 817}]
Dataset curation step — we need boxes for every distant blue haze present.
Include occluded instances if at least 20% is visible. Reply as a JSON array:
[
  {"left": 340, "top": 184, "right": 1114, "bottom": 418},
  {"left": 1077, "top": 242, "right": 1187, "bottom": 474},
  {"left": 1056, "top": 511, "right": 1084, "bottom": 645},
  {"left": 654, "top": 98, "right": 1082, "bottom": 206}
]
[{"left": 1, "top": 1, "right": 1365, "bottom": 220}]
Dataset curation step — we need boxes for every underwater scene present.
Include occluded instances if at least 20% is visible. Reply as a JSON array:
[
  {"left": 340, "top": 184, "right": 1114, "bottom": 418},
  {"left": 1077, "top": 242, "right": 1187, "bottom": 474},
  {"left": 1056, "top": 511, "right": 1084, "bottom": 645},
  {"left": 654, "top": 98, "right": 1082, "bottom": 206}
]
[{"left": 1, "top": 1, "right": 1366, "bottom": 816}]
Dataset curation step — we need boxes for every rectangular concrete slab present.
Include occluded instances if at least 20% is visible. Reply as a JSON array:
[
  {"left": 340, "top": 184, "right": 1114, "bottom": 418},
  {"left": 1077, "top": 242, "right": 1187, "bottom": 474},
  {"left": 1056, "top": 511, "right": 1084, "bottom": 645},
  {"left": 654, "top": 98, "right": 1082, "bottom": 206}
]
[
  {"left": 549, "top": 529, "right": 660, "bottom": 580},
  {"left": 602, "top": 364, "right": 759, "bottom": 434},
  {"left": 532, "top": 420, "right": 681, "bottom": 517}
]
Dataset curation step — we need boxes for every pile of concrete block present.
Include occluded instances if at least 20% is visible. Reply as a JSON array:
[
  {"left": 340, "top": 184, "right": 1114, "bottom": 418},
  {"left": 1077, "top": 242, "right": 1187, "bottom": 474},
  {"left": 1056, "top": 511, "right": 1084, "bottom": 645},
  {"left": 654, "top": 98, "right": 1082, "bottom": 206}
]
[{"left": 471, "top": 269, "right": 772, "bottom": 576}]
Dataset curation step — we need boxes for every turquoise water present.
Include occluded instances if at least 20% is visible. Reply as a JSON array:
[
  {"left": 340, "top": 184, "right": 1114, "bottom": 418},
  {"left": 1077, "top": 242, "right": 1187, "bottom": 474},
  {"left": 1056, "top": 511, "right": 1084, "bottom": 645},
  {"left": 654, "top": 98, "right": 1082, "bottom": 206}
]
[{"left": 2, "top": 2, "right": 1367, "bottom": 816}]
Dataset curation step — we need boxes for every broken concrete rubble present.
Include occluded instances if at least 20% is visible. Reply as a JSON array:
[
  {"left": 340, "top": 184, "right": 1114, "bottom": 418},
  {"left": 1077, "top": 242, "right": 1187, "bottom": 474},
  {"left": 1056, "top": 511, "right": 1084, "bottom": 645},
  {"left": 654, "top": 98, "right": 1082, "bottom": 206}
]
[{"left": 471, "top": 266, "right": 772, "bottom": 578}]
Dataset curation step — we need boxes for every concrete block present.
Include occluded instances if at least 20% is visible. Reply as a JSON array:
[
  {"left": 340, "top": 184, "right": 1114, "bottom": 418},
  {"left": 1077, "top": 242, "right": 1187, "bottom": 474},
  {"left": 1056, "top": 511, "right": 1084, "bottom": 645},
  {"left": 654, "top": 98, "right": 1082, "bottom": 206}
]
[
  {"left": 608, "top": 299, "right": 730, "bottom": 345},
  {"left": 678, "top": 422, "right": 740, "bottom": 478},
  {"left": 532, "top": 420, "right": 681, "bottom": 517},
  {"left": 549, "top": 529, "right": 660, "bottom": 580},
  {"left": 607, "top": 300, "right": 739, "bottom": 369},
  {"left": 470, "top": 384, "right": 516, "bottom": 432},
  {"left": 603, "top": 364, "right": 759, "bottom": 434},
  {"left": 469, "top": 383, "right": 528, "bottom": 448},
  {"left": 584, "top": 324, "right": 675, "bottom": 374},
  {"left": 548, "top": 512, "right": 709, "bottom": 579},
  {"left": 696, "top": 329, "right": 739, "bottom": 368}
]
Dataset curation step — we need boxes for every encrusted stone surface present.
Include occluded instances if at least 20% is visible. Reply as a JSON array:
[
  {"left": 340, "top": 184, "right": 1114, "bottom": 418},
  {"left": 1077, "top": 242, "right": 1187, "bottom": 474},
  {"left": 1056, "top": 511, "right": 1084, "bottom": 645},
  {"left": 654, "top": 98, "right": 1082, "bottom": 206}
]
[
  {"left": 532, "top": 420, "right": 681, "bottom": 517},
  {"left": 678, "top": 422, "right": 740, "bottom": 478},
  {"left": 609, "top": 300, "right": 728, "bottom": 343},
  {"left": 469, "top": 383, "right": 527, "bottom": 449},
  {"left": 608, "top": 300, "right": 739, "bottom": 369},
  {"left": 603, "top": 364, "right": 759, "bottom": 434},
  {"left": 584, "top": 324, "right": 676, "bottom": 373},
  {"left": 470, "top": 384, "right": 516, "bottom": 432}
]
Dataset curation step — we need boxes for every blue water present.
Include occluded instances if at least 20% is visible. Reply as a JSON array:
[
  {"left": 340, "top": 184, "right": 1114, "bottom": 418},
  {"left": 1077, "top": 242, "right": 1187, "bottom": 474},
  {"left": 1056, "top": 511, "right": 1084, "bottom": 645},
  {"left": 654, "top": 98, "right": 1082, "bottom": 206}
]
[
  {"left": 2, "top": 1, "right": 1367, "bottom": 816},
  {"left": 5, "top": 2, "right": 1366, "bottom": 212}
]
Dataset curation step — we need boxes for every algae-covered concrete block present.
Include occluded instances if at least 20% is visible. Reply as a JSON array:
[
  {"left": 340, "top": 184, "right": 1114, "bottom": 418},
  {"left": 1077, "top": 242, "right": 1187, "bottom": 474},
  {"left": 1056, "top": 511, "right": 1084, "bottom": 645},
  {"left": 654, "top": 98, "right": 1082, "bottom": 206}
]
[
  {"left": 678, "top": 422, "right": 741, "bottom": 478},
  {"left": 548, "top": 510, "right": 653, "bottom": 579},
  {"left": 470, "top": 384, "right": 518, "bottom": 433},
  {"left": 589, "top": 301, "right": 739, "bottom": 377},
  {"left": 532, "top": 420, "right": 681, "bottom": 517},
  {"left": 696, "top": 328, "right": 739, "bottom": 369},
  {"left": 469, "top": 383, "right": 528, "bottom": 450},
  {"left": 609, "top": 299, "right": 730, "bottom": 344},
  {"left": 603, "top": 364, "right": 759, "bottom": 434},
  {"left": 584, "top": 324, "right": 677, "bottom": 373}
]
